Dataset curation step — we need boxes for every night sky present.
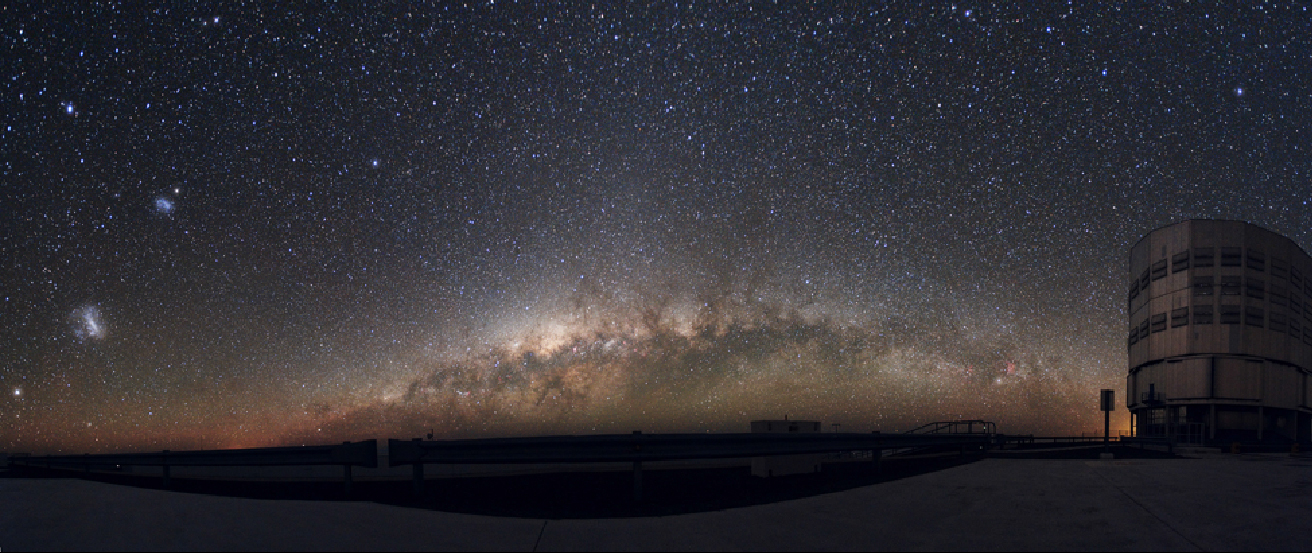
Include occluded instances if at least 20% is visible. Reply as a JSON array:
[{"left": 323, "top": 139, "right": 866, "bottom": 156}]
[{"left": 4, "top": 2, "right": 1311, "bottom": 453}]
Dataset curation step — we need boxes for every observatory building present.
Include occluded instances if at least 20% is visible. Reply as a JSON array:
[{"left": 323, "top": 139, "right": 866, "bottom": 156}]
[{"left": 1129, "top": 220, "right": 1312, "bottom": 444}]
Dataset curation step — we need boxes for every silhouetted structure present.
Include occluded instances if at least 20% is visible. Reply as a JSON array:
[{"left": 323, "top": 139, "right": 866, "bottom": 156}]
[
  {"left": 1128, "top": 220, "right": 1312, "bottom": 444},
  {"left": 750, "top": 419, "right": 823, "bottom": 477}
]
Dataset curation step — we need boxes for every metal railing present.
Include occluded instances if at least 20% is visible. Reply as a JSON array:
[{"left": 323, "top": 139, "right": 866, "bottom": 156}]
[
  {"left": 7, "top": 440, "right": 377, "bottom": 495},
  {"left": 5, "top": 428, "right": 1000, "bottom": 502},
  {"left": 1001, "top": 436, "right": 1124, "bottom": 445},
  {"left": 1120, "top": 435, "right": 1174, "bottom": 453},
  {"left": 905, "top": 420, "right": 996, "bottom": 436},
  {"left": 389, "top": 430, "right": 995, "bottom": 500}
]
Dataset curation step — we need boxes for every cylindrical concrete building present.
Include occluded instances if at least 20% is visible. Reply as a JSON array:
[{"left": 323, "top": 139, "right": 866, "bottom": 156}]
[{"left": 1129, "top": 220, "right": 1312, "bottom": 444}]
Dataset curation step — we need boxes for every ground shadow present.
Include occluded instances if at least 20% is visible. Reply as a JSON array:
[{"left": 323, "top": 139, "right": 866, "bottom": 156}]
[{"left": 4, "top": 453, "right": 980, "bottom": 519}]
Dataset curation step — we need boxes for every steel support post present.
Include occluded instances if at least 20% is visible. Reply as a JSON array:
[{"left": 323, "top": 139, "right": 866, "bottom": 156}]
[
  {"left": 412, "top": 463, "right": 424, "bottom": 497},
  {"left": 632, "top": 430, "right": 643, "bottom": 503},
  {"left": 161, "top": 450, "right": 171, "bottom": 489},
  {"left": 411, "top": 437, "right": 425, "bottom": 498},
  {"left": 1104, "top": 410, "right": 1110, "bottom": 451},
  {"left": 633, "top": 460, "right": 643, "bottom": 502},
  {"left": 1209, "top": 404, "right": 1217, "bottom": 442}
]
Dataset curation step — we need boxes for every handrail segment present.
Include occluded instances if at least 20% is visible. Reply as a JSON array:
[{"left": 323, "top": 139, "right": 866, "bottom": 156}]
[
  {"left": 6, "top": 433, "right": 994, "bottom": 502},
  {"left": 8, "top": 440, "right": 378, "bottom": 469},
  {"left": 1002, "top": 436, "right": 1124, "bottom": 444},
  {"left": 388, "top": 432, "right": 992, "bottom": 467},
  {"left": 905, "top": 420, "right": 996, "bottom": 435}
]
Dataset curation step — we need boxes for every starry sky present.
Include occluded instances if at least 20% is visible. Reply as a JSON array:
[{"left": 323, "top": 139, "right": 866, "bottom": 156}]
[{"left": 4, "top": 2, "right": 1311, "bottom": 453}]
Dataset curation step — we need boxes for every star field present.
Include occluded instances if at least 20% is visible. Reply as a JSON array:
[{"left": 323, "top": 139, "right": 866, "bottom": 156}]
[{"left": 3, "top": 2, "right": 1312, "bottom": 453}]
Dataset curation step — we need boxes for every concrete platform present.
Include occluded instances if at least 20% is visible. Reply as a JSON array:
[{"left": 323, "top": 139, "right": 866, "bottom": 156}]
[{"left": 4, "top": 455, "right": 1311, "bottom": 551}]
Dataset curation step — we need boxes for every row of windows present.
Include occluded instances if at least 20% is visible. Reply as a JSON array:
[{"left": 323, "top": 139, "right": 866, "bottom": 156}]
[
  {"left": 1129, "top": 305, "right": 1312, "bottom": 348},
  {"left": 1191, "top": 276, "right": 1304, "bottom": 308},
  {"left": 1136, "top": 276, "right": 1311, "bottom": 319},
  {"left": 1129, "top": 247, "right": 1308, "bottom": 302}
]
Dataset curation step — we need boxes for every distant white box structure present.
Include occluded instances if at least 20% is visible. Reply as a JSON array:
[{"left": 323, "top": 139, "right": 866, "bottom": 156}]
[{"left": 750, "top": 419, "right": 823, "bottom": 478}]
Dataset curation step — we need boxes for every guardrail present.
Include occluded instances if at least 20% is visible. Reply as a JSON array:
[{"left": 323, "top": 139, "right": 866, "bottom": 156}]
[
  {"left": 1000, "top": 436, "right": 1123, "bottom": 445},
  {"left": 4, "top": 430, "right": 999, "bottom": 502},
  {"left": 906, "top": 420, "right": 996, "bottom": 435},
  {"left": 389, "top": 431, "right": 994, "bottom": 500},
  {"left": 1119, "top": 436, "right": 1174, "bottom": 453},
  {"left": 7, "top": 440, "right": 377, "bottom": 495}
]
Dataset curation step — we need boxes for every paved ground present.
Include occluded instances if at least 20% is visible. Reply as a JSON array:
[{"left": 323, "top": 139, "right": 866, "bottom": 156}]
[{"left": 3, "top": 453, "right": 1310, "bottom": 551}]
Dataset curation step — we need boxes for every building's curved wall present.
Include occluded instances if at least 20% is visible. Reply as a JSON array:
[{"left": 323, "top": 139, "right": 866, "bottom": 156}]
[{"left": 1127, "top": 220, "right": 1312, "bottom": 441}]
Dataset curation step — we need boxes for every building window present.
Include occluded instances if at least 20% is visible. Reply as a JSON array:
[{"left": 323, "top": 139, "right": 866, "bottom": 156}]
[
  {"left": 1151, "top": 259, "right": 1168, "bottom": 281},
  {"left": 1221, "top": 247, "right": 1243, "bottom": 267},
  {"left": 1194, "top": 247, "right": 1215, "bottom": 268},
  {"left": 1271, "top": 286, "right": 1288, "bottom": 307},
  {"left": 1293, "top": 296, "right": 1302, "bottom": 316},
  {"left": 1129, "top": 279, "right": 1139, "bottom": 300},
  {"left": 1247, "top": 248, "right": 1265, "bottom": 271},
  {"left": 1220, "top": 305, "right": 1241, "bottom": 325},
  {"left": 1271, "top": 312, "right": 1288, "bottom": 333},
  {"left": 1221, "top": 276, "right": 1242, "bottom": 296},
  {"left": 1170, "top": 307, "right": 1189, "bottom": 328},
  {"left": 1292, "top": 268, "right": 1303, "bottom": 289},
  {"left": 1272, "top": 258, "right": 1289, "bottom": 280},
  {"left": 1246, "top": 278, "right": 1265, "bottom": 300},
  {"left": 1192, "top": 276, "right": 1214, "bottom": 297},
  {"left": 1129, "top": 326, "right": 1139, "bottom": 345},
  {"left": 1139, "top": 269, "right": 1150, "bottom": 290},
  {"left": 1291, "top": 318, "right": 1301, "bottom": 337},
  {"left": 1171, "top": 250, "right": 1189, "bottom": 273},
  {"left": 1151, "top": 313, "right": 1167, "bottom": 333},
  {"left": 1193, "top": 305, "right": 1214, "bottom": 325},
  {"left": 1138, "top": 320, "right": 1150, "bottom": 338},
  {"left": 1304, "top": 328, "right": 1312, "bottom": 346},
  {"left": 1245, "top": 307, "right": 1265, "bottom": 327}
]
